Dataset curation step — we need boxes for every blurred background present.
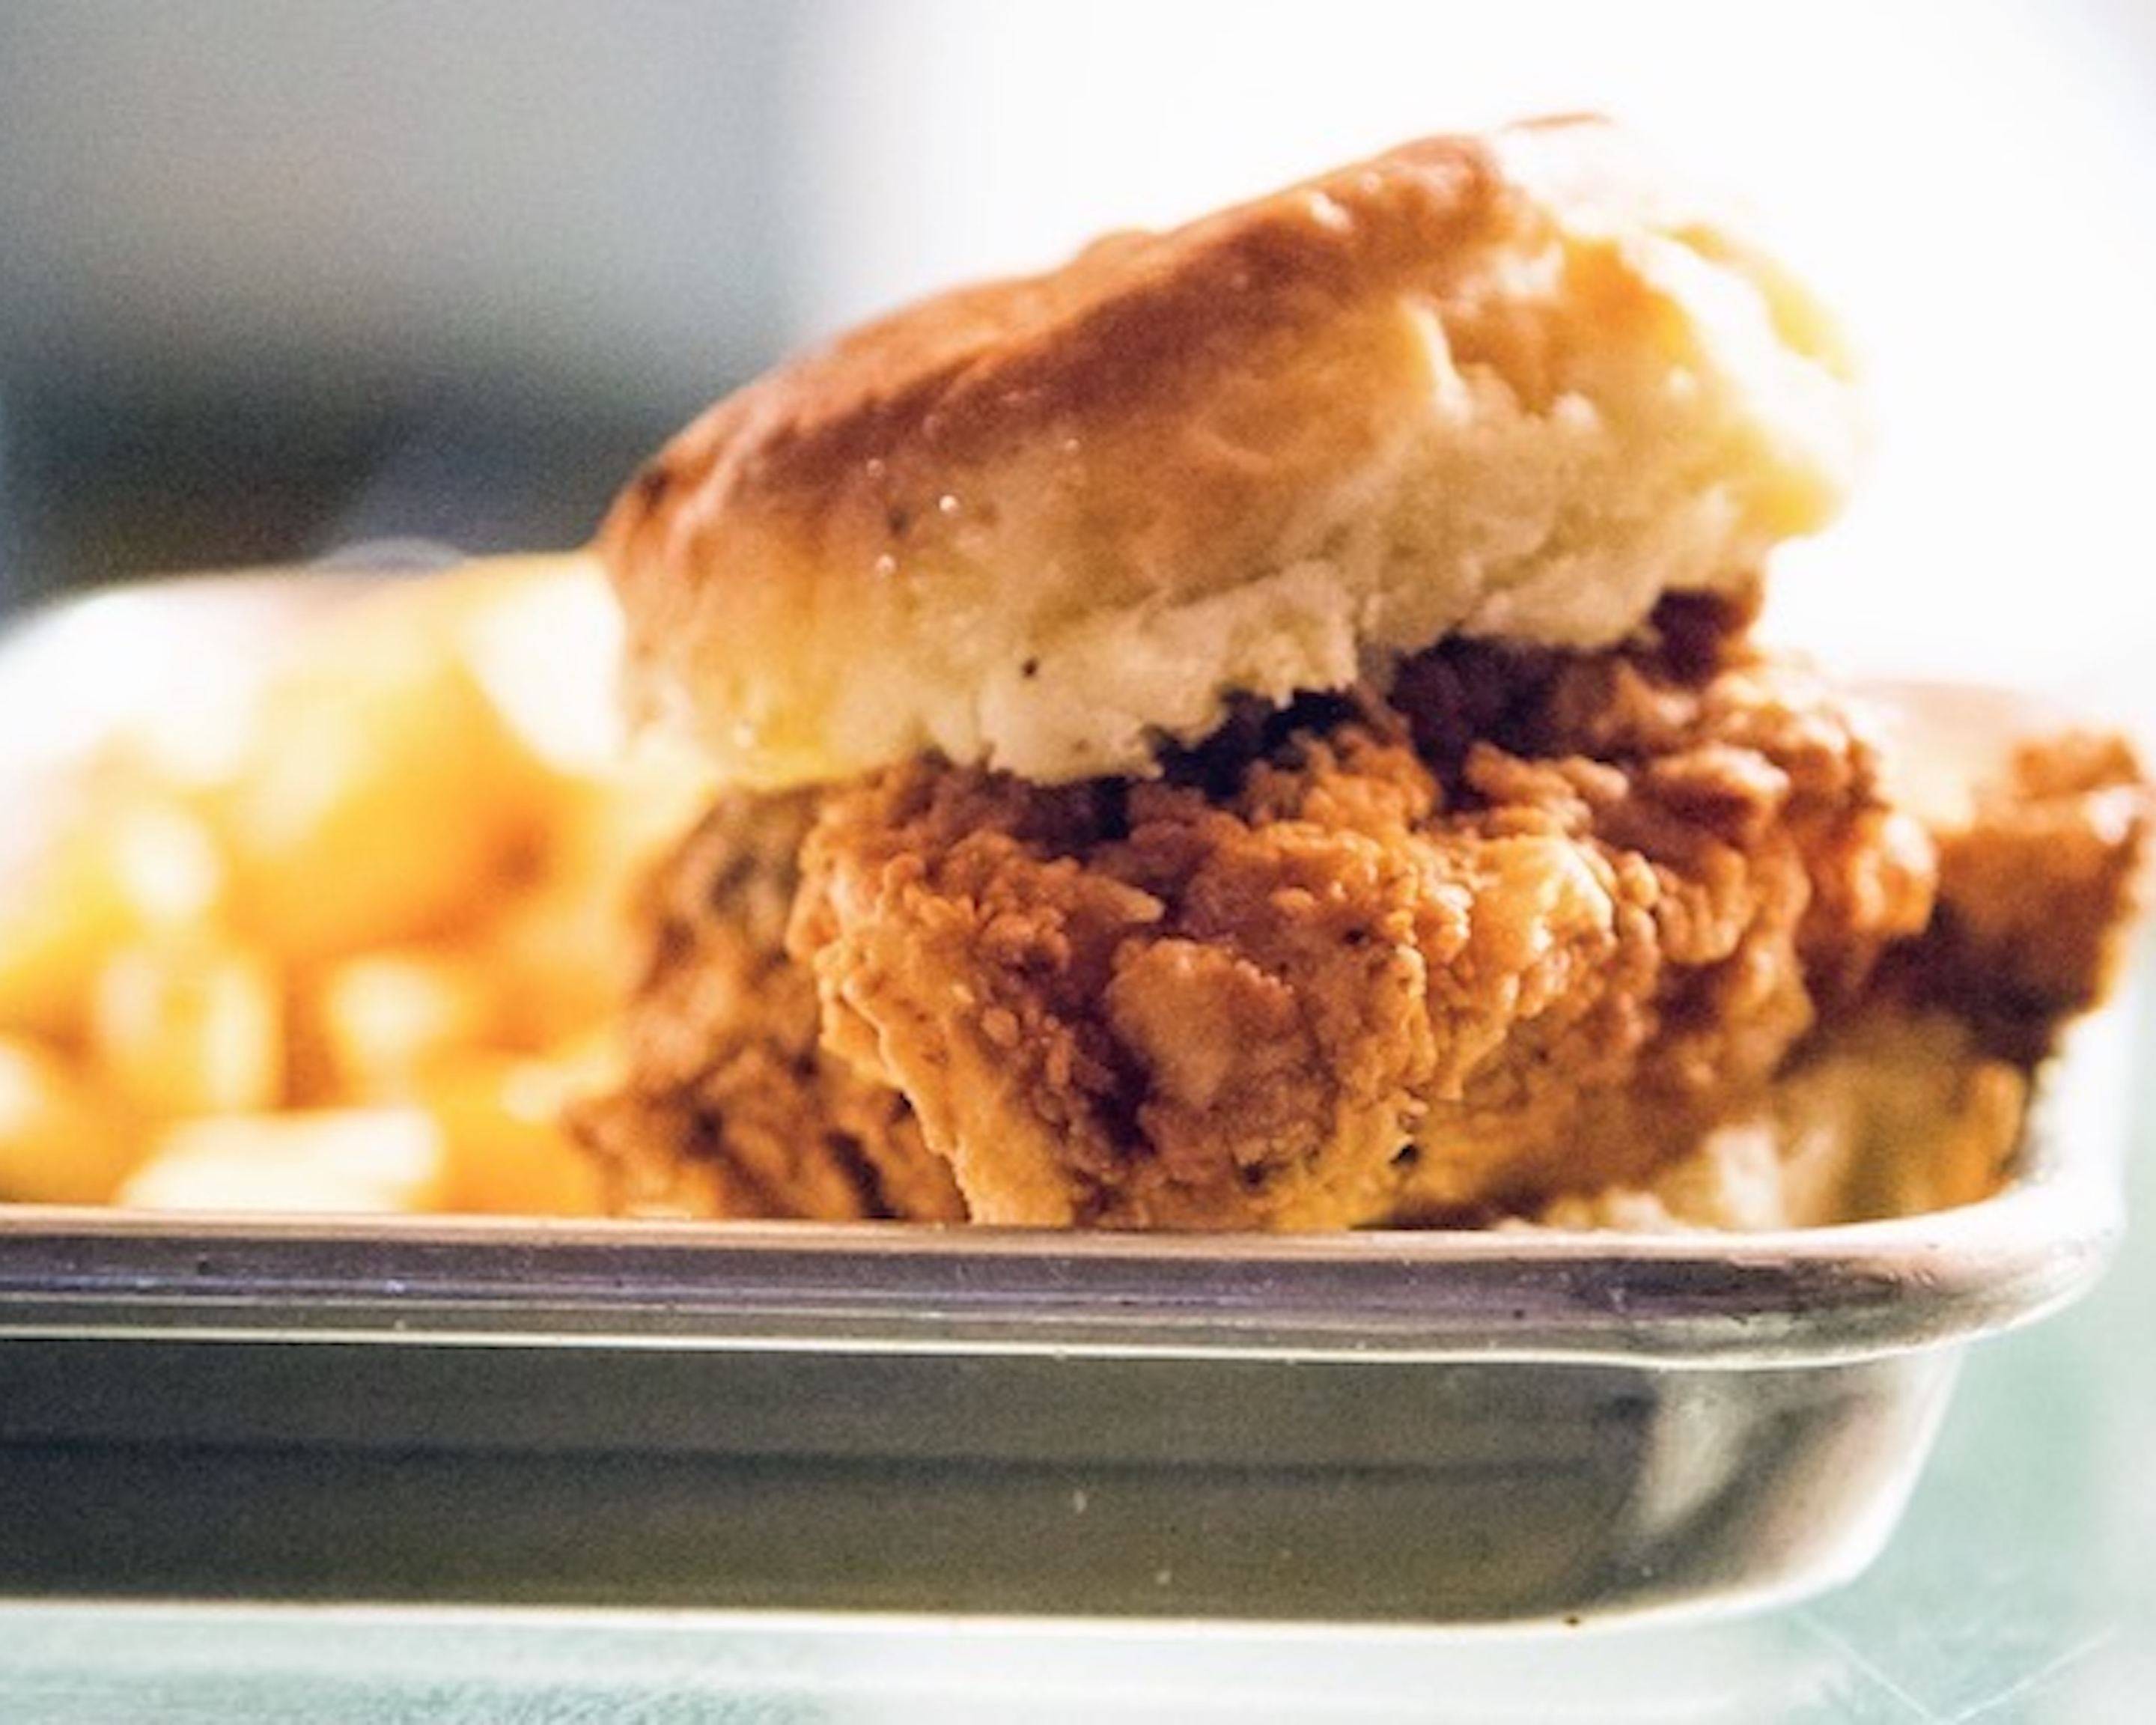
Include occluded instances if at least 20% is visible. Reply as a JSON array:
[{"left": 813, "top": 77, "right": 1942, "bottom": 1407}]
[{"left": 1, "top": 0, "right": 2152, "bottom": 698}]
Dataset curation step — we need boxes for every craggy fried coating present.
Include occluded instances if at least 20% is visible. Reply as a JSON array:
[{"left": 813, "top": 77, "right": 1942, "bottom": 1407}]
[
  {"left": 788, "top": 603, "right": 1937, "bottom": 1226},
  {"left": 578, "top": 606, "right": 2146, "bottom": 1232},
  {"left": 570, "top": 791, "right": 962, "bottom": 1222}
]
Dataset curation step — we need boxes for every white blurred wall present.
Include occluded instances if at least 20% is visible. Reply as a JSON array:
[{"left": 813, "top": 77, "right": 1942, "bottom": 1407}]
[
  {"left": 795, "top": 0, "right": 2156, "bottom": 709},
  {"left": 1, "top": 0, "right": 2151, "bottom": 709}
]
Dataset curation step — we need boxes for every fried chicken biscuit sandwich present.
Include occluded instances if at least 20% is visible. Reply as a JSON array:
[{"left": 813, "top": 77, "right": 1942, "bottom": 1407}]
[{"left": 576, "top": 119, "right": 2150, "bottom": 1231}]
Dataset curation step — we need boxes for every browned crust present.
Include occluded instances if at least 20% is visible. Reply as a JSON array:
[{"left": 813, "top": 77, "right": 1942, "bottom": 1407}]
[{"left": 599, "top": 127, "right": 1526, "bottom": 562}]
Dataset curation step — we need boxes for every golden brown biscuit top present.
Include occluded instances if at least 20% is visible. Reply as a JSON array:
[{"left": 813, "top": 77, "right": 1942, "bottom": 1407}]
[
  {"left": 605, "top": 130, "right": 1504, "bottom": 523},
  {"left": 603, "top": 119, "right": 1857, "bottom": 788}
]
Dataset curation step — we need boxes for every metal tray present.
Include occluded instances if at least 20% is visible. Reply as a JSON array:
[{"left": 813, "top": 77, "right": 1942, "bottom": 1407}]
[{"left": 0, "top": 571, "right": 2134, "bottom": 1626}]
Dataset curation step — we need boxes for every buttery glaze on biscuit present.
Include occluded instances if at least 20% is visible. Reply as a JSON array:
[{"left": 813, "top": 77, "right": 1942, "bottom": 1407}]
[{"left": 604, "top": 120, "right": 1857, "bottom": 788}]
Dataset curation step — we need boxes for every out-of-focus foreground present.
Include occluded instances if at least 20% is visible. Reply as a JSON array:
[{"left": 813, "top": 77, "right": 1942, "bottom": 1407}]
[{"left": 0, "top": 562, "right": 709, "bottom": 1215}]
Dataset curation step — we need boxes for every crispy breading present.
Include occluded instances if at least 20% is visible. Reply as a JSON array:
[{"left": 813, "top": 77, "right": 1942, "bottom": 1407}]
[
  {"left": 568, "top": 790, "right": 963, "bottom": 1222},
  {"left": 1531, "top": 1010, "right": 2031, "bottom": 1232},
  {"left": 1917, "top": 731, "right": 2151, "bottom": 1055},
  {"left": 788, "top": 606, "right": 1939, "bottom": 1227},
  {"left": 578, "top": 606, "right": 2146, "bottom": 1231}
]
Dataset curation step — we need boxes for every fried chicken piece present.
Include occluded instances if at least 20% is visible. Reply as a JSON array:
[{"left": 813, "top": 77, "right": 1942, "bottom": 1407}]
[
  {"left": 1531, "top": 1010, "right": 2031, "bottom": 1232},
  {"left": 569, "top": 791, "right": 963, "bottom": 1221},
  {"left": 790, "top": 614, "right": 1941, "bottom": 1228},
  {"left": 1916, "top": 731, "right": 2151, "bottom": 1056},
  {"left": 579, "top": 605, "right": 2147, "bottom": 1232}
]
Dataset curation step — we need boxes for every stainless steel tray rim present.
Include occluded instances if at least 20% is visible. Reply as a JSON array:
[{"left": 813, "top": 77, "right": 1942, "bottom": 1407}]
[{"left": 0, "top": 1162, "right": 2116, "bottom": 1367}]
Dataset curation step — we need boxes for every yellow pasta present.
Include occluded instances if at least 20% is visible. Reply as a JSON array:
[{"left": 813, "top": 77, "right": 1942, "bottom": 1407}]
[
  {"left": 0, "top": 558, "right": 700, "bottom": 1216},
  {"left": 90, "top": 942, "right": 282, "bottom": 1117},
  {"left": 309, "top": 949, "right": 500, "bottom": 1100},
  {"left": 119, "top": 1109, "right": 448, "bottom": 1214},
  {"left": 0, "top": 791, "right": 225, "bottom": 1039},
  {"left": 0, "top": 1036, "right": 140, "bottom": 1205}
]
